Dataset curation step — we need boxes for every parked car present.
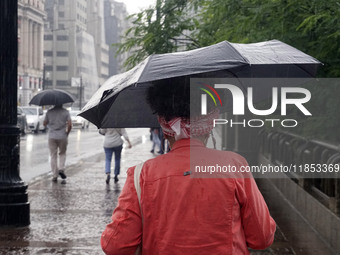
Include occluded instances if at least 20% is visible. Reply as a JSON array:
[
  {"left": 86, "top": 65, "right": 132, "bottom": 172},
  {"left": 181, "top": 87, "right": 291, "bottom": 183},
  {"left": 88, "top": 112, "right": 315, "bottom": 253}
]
[
  {"left": 17, "top": 107, "right": 28, "bottom": 135},
  {"left": 21, "top": 106, "right": 46, "bottom": 133},
  {"left": 70, "top": 110, "right": 89, "bottom": 129}
]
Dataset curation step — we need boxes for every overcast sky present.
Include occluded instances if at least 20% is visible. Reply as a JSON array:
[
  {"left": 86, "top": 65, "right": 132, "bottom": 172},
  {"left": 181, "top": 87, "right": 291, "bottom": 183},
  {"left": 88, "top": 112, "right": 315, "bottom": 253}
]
[{"left": 117, "top": 0, "right": 156, "bottom": 15}]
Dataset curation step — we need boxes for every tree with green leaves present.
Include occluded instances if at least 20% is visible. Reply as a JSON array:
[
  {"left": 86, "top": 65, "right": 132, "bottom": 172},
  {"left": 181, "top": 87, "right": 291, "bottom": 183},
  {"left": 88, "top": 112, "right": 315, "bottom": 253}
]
[
  {"left": 117, "top": 0, "right": 200, "bottom": 69},
  {"left": 194, "top": 0, "right": 340, "bottom": 77},
  {"left": 119, "top": 0, "right": 339, "bottom": 77},
  {"left": 193, "top": 0, "right": 340, "bottom": 142}
]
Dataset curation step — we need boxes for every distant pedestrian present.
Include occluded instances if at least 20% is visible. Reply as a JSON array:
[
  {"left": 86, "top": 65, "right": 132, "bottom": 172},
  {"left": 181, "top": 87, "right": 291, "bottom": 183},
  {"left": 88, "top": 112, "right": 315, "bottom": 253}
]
[
  {"left": 159, "top": 128, "right": 170, "bottom": 153},
  {"left": 99, "top": 128, "right": 132, "bottom": 184},
  {"left": 43, "top": 105, "right": 72, "bottom": 182},
  {"left": 150, "top": 127, "right": 163, "bottom": 154}
]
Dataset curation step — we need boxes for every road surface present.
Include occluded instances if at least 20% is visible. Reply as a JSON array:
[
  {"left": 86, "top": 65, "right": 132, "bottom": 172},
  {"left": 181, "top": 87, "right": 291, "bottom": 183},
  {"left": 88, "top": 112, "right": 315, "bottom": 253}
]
[{"left": 19, "top": 125, "right": 149, "bottom": 183}]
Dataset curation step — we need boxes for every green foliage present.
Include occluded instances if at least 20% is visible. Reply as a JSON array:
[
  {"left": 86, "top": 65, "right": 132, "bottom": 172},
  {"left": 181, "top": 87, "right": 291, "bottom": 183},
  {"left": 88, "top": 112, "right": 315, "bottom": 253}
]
[
  {"left": 195, "top": 0, "right": 340, "bottom": 77},
  {"left": 118, "top": 0, "right": 339, "bottom": 76},
  {"left": 117, "top": 0, "right": 199, "bottom": 69},
  {"left": 194, "top": 0, "right": 340, "bottom": 143}
]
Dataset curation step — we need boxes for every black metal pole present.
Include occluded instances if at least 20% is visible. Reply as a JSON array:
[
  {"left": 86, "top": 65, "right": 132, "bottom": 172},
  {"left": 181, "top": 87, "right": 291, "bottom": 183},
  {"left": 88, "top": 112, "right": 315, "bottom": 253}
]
[
  {"left": 0, "top": 0, "right": 30, "bottom": 227},
  {"left": 79, "top": 77, "right": 82, "bottom": 110},
  {"left": 42, "top": 62, "right": 46, "bottom": 91}
]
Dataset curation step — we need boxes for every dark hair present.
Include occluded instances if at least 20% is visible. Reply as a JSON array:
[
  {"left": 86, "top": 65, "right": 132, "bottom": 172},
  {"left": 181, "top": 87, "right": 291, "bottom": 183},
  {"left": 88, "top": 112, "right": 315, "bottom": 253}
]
[
  {"left": 147, "top": 76, "right": 218, "bottom": 121},
  {"left": 147, "top": 77, "right": 190, "bottom": 121}
]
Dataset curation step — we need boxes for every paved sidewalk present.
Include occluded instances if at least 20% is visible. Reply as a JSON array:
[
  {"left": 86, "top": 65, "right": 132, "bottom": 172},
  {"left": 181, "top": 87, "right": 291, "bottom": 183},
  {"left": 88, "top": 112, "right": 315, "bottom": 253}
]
[
  {"left": 0, "top": 130, "right": 155, "bottom": 255},
  {"left": 0, "top": 129, "right": 330, "bottom": 254}
]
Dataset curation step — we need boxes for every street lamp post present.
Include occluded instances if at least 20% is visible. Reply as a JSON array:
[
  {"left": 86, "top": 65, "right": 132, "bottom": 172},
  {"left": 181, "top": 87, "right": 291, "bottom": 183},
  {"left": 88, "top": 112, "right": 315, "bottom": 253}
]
[
  {"left": 43, "top": 61, "right": 46, "bottom": 91},
  {"left": 0, "top": 0, "right": 30, "bottom": 227},
  {"left": 42, "top": 58, "right": 50, "bottom": 91},
  {"left": 79, "top": 77, "right": 83, "bottom": 110}
]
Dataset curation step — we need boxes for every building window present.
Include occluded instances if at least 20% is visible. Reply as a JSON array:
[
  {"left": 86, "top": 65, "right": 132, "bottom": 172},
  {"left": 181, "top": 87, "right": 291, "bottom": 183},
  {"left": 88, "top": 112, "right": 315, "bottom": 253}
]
[
  {"left": 44, "top": 51, "right": 53, "bottom": 56},
  {"left": 57, "top": 35, "right": 68, "bottom": 41},
  {"left": 56, "top": 80, "right": 69, "bottom": 86},
  {"left": 57, "top": 66, "right": 68, "bottom": 71},
  {"left": 44, "top": 34, "right": 53, "bottom": 40},
  {"left": 45, "top": 80, "right": 52, "bottom": 86},
  {"left": 59, "top": 0, "right": 64, "bottom": 4},
  {"left": 59, "top": 24, "right": 65, "bottom": 29},
  {"left": 45, "top": 65, "right": 53, "bottom": 71},
  {"left": 57, "top": 51, "right": 68, "bottom": 57},
  {"left": 59, "top": 12, "right": 64, "bottom": 18}
]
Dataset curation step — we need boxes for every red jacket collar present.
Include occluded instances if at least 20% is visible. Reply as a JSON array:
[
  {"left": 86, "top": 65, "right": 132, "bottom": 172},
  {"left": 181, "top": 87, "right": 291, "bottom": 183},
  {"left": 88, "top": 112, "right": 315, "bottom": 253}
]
[{"left": 171, "top": 138, "right": 205, "bottom": 151}]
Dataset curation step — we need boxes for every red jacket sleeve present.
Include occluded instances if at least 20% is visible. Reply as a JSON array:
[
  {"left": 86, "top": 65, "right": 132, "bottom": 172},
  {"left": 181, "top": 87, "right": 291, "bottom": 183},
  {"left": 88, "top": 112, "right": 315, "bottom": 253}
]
[
  {"left": 235, "top": 176, "right": 276, "bottom": 250},
  {"left": 101, "top": 166, "right": 142, "bottom": 255}
]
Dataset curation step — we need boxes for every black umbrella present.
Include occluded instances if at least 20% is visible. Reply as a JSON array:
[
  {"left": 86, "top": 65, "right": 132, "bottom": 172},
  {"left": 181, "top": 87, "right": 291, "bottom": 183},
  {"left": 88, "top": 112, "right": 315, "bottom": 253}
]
[
  {"left": 79, "top": 40, "right": 321, "bottom": 128},
  {"left": 29, "top": 89, "right": 74, "bottom": 106}
]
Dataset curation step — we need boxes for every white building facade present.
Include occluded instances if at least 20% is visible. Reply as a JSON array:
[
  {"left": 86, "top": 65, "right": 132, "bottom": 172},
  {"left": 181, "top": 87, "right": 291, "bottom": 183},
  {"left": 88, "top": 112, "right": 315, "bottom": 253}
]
[{"left": 18, "top": 0, "right": 46, "bottom": 106}]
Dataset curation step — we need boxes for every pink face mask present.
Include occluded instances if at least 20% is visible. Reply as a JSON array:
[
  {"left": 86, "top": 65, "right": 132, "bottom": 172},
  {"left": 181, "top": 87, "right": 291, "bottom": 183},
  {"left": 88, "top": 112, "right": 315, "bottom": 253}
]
[{"left": 157, "top": 109, "right": 219, "bottom": 141}]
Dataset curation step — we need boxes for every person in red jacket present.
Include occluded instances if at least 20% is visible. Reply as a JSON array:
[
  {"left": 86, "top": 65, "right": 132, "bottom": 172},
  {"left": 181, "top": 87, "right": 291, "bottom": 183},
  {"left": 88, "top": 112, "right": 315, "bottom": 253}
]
[{"left": 101, "top": 77, "right": 276, "bottom": 254}]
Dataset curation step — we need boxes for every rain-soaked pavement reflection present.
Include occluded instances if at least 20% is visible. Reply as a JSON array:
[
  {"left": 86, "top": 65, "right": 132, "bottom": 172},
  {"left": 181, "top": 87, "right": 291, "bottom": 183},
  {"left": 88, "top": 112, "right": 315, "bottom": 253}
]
[
  {"left": 0, "top": 130, "right": 152, "bottom": 255},
  {"left": 19, "top": 126, "right": 105, "bottom": 183}
]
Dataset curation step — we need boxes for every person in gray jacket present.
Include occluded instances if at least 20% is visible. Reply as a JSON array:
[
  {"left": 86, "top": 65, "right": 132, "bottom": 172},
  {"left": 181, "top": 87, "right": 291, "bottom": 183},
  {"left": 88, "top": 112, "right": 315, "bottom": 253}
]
[
  {"left": 99, "top": 128, "right": 132, "bottom": 184},
  {"left": 43, "top": 105, "right": 72, "bottom": 182}
]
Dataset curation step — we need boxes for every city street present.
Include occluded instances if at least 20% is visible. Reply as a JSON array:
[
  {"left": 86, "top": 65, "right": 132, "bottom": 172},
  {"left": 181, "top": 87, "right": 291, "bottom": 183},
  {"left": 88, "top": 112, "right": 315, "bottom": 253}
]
[
  {"left": 2, "top": 127, "right": 333, "bottom": 254},
  {"left": 0, "top": 0, "right": 338, "bottom": 254},
  {"left": 0, "top": 128, "right": 155, "bottom": 255},
  {"left": 19, "top": 125, "right": 149, "bottom": 183}
]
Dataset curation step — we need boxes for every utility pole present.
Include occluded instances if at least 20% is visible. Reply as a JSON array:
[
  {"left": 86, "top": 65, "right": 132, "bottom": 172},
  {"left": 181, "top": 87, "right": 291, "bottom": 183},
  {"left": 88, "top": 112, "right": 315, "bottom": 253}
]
[
  {"left": 79, "top": 76, "right": 83, "bottom": 110},
  {"left": 0, "top": 0, "right": 30, "bottom": 227},
  {"left": 52, "top": 0, "right": 58, "bottom": 89},
  {"left": 42, "top": 61, "right": 46, "bottom": 91}
]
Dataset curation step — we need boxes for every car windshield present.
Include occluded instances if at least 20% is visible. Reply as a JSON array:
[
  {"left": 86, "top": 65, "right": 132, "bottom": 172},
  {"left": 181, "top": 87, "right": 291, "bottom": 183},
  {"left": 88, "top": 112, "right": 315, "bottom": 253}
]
[{"left": 22, "top": 107, "right": 37, "bottom": 115}]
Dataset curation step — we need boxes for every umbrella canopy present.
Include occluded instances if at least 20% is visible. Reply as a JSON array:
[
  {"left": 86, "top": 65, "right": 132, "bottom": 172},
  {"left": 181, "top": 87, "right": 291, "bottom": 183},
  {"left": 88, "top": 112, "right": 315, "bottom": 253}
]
[
  {"left": 29, "top": 89, "right": 74, "bottom": 106},
  {"left": 79, "top": 40, "right": 321, "bottom": 128}
]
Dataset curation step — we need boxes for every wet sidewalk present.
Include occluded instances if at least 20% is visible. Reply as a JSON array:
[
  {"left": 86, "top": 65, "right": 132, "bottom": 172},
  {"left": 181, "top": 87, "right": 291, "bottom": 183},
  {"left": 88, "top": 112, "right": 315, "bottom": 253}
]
[
  {"left": 0, "top": 129, "right": 332, "bottom": 254},
  {"left": 0, "top": 130, "right": 155, "bottom": 255}
]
